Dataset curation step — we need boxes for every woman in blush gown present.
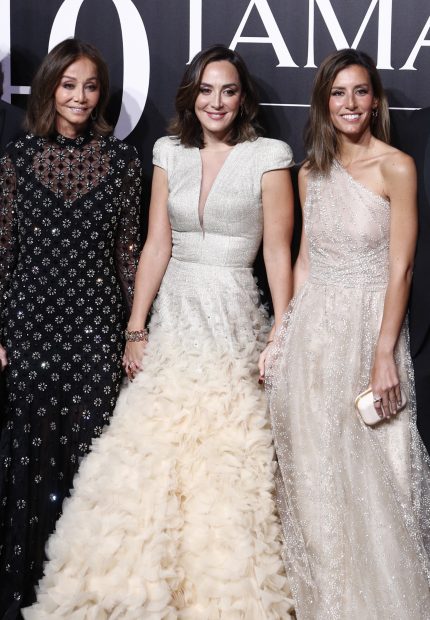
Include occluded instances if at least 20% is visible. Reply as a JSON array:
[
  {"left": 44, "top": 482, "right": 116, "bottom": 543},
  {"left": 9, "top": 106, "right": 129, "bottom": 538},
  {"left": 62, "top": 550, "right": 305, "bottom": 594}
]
[
  {"left": 262, "top": 48, "right": 430, "bottom": 619},
  {"left": 23, "top": 45, "right": 296, "bottom": 618}
]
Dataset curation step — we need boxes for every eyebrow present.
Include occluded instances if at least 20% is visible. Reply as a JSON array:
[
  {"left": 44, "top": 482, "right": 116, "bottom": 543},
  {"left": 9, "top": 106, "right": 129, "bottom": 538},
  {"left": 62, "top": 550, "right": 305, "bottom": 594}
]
[
  {"left": 331, "top": 83, "right": 369, "bottom": 89},
  {"left": 200, "top": 81, "right": 240, "bottom": 88},
  {"left": 61, "top": 74, "right": 98, "bottom": 81}
]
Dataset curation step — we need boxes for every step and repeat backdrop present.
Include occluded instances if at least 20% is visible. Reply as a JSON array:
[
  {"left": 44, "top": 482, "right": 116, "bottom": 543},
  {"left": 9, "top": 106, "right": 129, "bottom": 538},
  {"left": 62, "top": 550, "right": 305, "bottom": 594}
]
[{"left": 1, "top": 0, "right": 430, "bottom": 166}]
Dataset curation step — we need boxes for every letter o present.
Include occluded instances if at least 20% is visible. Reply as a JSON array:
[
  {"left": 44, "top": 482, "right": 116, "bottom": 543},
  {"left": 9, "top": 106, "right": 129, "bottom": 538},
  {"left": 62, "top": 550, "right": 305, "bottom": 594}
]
[{"left": 49, "top": 0, "right": 149, "bottom": 139}]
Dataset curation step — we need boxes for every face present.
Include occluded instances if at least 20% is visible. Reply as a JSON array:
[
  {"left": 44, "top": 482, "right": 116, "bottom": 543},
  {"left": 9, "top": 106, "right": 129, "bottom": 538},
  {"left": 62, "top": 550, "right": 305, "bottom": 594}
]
[
  {"left": 54, "top": 56, "right": 100, "bottom": 138},
  {"left": 328, "top": 64, "right": 378, "bottom": 139},
  {"left": 194, "top": 60, "right": 242, "bottom": 143}
]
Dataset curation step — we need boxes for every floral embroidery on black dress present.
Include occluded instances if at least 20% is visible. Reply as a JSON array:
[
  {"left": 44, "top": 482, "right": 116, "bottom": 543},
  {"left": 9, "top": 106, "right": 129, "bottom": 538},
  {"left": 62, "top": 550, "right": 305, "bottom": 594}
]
[{"left": 0, "top": 130, "right": 141, "bottom": 617}]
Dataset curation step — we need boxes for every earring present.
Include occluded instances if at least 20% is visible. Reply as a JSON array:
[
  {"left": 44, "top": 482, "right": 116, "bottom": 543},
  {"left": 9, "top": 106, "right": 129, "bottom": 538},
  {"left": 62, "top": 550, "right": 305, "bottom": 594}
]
[
  {"left": 91, "top": 108, "right": 98, "bottom": 121},
  {"left": 372, "top": 108, "right": 378, "bottom": 119}
]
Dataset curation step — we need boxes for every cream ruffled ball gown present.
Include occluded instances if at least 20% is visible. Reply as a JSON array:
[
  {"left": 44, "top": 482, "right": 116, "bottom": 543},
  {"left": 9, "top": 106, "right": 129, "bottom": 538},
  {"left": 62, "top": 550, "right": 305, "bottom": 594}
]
[{"left": 23, "top": 136, "right": 295, "bottom": 619}]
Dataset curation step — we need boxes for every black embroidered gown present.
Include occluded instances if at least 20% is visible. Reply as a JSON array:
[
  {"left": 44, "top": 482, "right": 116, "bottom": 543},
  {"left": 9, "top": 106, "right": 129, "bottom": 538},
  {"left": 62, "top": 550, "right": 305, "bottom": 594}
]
[{"left": 0, "top": 130, "right": 141, "bottom": 618}]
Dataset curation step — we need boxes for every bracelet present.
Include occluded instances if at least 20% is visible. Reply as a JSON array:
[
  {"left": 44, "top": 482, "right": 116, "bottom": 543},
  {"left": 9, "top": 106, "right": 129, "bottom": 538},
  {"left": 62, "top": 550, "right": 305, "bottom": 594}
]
[{"left": 125, "top": 328, "right": 148, "bottom": 342}]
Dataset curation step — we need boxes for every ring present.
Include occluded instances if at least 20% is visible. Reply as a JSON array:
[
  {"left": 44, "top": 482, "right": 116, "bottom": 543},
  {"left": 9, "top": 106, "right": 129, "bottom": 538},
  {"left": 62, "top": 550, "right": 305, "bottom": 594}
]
[{"left": 373, "top": 395, "right": 382, "bottom": 403}]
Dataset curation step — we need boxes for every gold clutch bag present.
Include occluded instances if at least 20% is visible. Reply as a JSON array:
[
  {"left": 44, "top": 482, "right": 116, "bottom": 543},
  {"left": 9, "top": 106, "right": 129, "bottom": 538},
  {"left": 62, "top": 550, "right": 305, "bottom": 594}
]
[{"left": 355, "top": 387, "right": 407, "bottom": 426}]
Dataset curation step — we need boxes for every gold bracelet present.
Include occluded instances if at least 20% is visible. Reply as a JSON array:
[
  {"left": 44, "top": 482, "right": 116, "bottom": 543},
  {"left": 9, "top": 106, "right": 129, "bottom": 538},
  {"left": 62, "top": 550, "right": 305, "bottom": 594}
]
[{"left": 125, "top": 328, "right": 148, "bottom": 342}]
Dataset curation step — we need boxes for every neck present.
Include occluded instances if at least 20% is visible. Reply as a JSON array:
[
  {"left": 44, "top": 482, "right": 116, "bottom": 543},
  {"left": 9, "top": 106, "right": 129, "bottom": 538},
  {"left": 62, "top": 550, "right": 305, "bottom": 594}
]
[
  {"left": 201, "top": 129, "right": 232, "bottom": 151},
  {"left": 338, "top": 131, "right": 374, "bottom": 165},
  {"left": 55, "top": 120, "right": 88, "bottom": 139}
]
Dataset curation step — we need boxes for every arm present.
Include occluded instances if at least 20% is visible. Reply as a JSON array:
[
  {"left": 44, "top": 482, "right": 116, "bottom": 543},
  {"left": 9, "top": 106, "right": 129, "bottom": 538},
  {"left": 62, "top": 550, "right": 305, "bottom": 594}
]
[
  {"left": 293, "top": 165, "right": 311, "bottom": 294},
  {"left": 371, "top": 152, "right": 417, "bottom": 417},
  {"left": 0, "top": 154, "right": 19, "bottom": 370},
  {"left": 115, "top": 155, "right": 142, "bottom": 312},
  {"left": 122, "top": 164, "right": 172, "bottom": 378},
  {"left": 258, "top": 167, "right": 294, "bottom": 380}
]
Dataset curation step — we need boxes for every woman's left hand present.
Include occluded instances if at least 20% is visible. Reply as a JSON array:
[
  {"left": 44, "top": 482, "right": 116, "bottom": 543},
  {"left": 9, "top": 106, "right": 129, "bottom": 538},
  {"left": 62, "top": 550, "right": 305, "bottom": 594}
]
[{"left": 370, "top": 350, "right": 402, "bottom": 419}]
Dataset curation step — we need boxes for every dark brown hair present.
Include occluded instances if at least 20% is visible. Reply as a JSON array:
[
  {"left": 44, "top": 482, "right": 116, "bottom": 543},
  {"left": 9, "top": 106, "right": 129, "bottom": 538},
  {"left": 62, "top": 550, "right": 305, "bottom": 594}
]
[
  {"left": 305, "top": 48, "right": 390, "bottom": 174},
  {"left": 25, "top": 38, "right": 112, "bottom": 137},
  {"left": 169, "top": 44, "right": 261, "bottom": 147}
]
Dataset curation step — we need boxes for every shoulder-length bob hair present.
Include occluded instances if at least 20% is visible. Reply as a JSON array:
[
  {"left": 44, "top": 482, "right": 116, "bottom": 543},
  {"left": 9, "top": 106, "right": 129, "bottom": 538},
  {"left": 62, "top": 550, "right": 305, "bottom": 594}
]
[
  {"left": 169, "top": 44, "right": 261, "bottom": 147},
  {"left": 305, "top": 48, "right": 390, "bottom": 174},
  {"left": 25, "top": 38, "right": 112, "bottom": 137}
]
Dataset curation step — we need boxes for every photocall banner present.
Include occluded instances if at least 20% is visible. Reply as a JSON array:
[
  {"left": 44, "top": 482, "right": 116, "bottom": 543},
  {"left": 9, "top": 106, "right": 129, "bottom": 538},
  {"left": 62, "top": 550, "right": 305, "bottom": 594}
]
[{"left": 1, "top": 0, "right": 430, "bottom": 171}]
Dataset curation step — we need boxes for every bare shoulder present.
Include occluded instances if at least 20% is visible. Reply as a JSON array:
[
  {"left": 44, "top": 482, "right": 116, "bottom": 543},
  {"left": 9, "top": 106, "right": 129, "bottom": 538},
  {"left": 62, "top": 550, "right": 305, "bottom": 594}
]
[
  {"left": 379, "top": 145, "right": 416, "bottom": 181},
  {"left": 298, "top": 161, "right": 311, "bottom": 177}
]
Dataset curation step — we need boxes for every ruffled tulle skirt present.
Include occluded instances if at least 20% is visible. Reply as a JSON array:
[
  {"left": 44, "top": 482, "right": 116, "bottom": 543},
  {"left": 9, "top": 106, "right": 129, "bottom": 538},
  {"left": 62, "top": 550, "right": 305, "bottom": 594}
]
[{"left": 23, "top": 260, "right": 294, "bottom": 619}]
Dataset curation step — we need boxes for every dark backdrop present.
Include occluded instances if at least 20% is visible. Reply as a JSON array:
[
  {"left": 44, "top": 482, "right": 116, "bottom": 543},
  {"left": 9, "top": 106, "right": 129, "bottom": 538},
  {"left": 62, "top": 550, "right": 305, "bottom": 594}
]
[{"left": 2, "top": 0, "right": 430, "bottom": 170}]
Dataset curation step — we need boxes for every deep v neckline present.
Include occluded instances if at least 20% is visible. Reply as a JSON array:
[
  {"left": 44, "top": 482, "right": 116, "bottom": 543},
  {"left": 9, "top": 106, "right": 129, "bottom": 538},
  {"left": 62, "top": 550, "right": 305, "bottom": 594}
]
[{"left": 196, "top": 143, "right": 240, "bottom": 231}]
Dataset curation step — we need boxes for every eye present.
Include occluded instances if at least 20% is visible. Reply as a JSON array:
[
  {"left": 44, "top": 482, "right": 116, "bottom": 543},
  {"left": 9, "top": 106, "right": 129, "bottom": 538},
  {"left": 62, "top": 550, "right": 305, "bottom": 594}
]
[
  {"left": 199, "top": 86, "right": 211, "bottom": 95},
  {"left": 86, "top": 83, "right": 98, "bottom": 91},
  {"left": 62, "top": 82, "right": 75, "bottom": 90},
  {"left": 356, "top": 88, "right": 369, "bottom": 96},
  {"left": 224, "top": 88, "right": 238, "bottom": 97},
  {"left": 331, "top": 89, "right": 343, "bottom": 97}
]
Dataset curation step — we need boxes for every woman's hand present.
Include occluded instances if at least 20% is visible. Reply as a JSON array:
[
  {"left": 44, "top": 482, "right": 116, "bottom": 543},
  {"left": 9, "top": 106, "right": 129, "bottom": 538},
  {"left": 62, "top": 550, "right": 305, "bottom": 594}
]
[
  {"left": 122, "top": 340, "right": 147, "bottom": 381},
  {"left": 258, "top": 342, "right": 274, "bottom": 384},
  {"left": 370, "top": 350, "right": 402, "bottom": 419},
  {"left": 0, "top": 344, "right": 8, "bottom": 371}
]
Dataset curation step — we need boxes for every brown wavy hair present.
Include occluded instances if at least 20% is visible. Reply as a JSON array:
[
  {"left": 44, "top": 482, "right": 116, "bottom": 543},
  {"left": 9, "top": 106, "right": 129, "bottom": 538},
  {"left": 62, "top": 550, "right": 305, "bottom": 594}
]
[
  {"left": 305, "top": 48, "right": 390, "bottom": 174},
  {"left": 25, "top": 38, "right": 112, "bottom": 137},
  {"left": 169, "top": 44, "right": 261, "bottom": 147}
]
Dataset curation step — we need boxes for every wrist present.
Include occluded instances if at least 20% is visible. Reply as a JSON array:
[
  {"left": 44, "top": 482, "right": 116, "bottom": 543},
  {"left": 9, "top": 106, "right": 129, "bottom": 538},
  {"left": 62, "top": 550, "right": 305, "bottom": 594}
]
[
  {"left": 375, "top": 342, "right": 395, "bottom": 358},
  {"left": 127, "top": 317, "right": 147, "bottom": 331},
  {"left": 125, "top": 327, "right": 148, "bottom": 342}
]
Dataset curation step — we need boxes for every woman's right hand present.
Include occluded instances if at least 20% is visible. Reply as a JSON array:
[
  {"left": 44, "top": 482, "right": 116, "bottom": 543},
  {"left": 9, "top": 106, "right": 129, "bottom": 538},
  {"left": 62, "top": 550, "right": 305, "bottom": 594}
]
[
  {"left": 122, "top": 340, "right": 147, "bottom": 381},
  {"left": 0, "top": 344, "right": 8, "bottom": 371}
]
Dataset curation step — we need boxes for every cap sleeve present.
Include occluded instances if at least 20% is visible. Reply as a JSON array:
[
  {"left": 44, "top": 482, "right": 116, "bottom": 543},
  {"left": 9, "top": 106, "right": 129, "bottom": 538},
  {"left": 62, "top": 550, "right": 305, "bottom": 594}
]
[
  {"left": 152, "top": 136, "right": 178, "bottom": 171},
  {"left": 260, "top": 138, "right": 294, "bottom": 174}
]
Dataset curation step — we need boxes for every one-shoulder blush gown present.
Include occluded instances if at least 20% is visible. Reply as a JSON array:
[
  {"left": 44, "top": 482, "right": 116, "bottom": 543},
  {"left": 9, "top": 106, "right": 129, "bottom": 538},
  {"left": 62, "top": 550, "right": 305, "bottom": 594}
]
[
  {"left": 267, "top": 161, "right": 430, "bottom": 619},
  {"left": 23, "top": 136, "right": 295, "bottom": 619}
]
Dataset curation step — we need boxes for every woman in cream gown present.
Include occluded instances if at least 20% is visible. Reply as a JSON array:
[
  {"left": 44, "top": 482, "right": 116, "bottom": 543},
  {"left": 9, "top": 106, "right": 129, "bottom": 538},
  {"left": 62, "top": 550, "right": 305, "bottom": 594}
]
[
  {"left": 264, "top": 49, "right": 430, "bottom": 619},
  {"left": 23, "top": 45, "right": 295, "bottom": 618}
]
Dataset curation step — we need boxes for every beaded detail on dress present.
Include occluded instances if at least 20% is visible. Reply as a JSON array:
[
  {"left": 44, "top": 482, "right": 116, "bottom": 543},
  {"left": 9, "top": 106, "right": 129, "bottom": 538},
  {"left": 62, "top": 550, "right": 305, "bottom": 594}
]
[
  {"left": 267, "top": 162, "right": 430, "bottom": 619},
  {"left": 0, "top": 130, "right": 141, "bottom": 615}
]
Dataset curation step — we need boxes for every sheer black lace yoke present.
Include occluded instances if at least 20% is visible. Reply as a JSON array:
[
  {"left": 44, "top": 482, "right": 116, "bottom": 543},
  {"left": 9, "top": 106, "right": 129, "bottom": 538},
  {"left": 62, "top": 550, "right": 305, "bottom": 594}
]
[{"left": 33, "top": 132, "right": 110, "bottom": 204}]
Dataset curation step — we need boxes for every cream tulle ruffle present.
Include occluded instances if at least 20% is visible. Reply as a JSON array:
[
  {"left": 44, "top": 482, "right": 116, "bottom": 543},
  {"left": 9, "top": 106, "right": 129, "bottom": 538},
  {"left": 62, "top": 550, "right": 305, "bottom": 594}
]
[{"left": 23, "top": 331, "right": 294, "bottom": 619}]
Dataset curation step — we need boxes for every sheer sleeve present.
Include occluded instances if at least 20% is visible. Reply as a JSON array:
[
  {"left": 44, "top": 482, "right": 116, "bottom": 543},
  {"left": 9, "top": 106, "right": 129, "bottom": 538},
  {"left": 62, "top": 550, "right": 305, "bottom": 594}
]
[
  {"left": 115, "top": 153, "right": 142, "bottom": 313},
  {"left": 0, "top": 153, "right": 18, "bottom": 333}
]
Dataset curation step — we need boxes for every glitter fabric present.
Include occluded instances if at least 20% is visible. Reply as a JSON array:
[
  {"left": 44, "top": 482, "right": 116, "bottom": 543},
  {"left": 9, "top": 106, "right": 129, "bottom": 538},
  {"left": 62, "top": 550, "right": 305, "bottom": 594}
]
[
  {"left": 0, "top": 130, "right": 141, "bottom": 615},
  {"left": 267, "top": 161, "right": 430, "bottom": 619},
  {"left": 22, "top": 136, "right": 295, "bottom": 619}
]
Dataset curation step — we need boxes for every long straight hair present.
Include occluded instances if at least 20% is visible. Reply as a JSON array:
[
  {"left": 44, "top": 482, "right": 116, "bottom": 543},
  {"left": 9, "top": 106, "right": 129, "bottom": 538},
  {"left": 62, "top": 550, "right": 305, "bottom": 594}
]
[
  {"left": 26, "top": 38, "right": 112, "bottom": 137},
  {"left": 305, "top": 49, "right": 390, "bottom": 174}
]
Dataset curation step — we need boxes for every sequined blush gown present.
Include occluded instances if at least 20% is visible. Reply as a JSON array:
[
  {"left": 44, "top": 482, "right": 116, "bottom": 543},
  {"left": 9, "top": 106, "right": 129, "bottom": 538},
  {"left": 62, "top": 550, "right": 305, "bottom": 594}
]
[
  {"left": 267, "top": 161, "right": 430, "bottom": 619},
  {"left": 0, "top": 131, "right": 141, "bottom": 617},
  {"left": 22, "top": 136, "right": 295, "bottom": 619}
]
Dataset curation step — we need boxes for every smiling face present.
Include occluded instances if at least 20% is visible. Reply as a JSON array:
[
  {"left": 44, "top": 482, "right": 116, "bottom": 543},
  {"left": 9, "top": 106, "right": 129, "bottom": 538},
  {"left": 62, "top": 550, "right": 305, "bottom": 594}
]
[
  {"left": 194, "top": 60, "right": 242, "bottom": 144},
  {"left": 328, "top": 64, "right": 378, "bottom": 140},
  {"left": 54, "top": 56, "right": 100, "bottom": 138}
]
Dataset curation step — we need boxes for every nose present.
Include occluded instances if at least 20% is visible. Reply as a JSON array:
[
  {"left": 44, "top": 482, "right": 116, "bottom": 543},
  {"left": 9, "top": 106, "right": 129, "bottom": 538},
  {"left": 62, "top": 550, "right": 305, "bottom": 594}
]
[
  {"left": 210, "top": 90, "right": 223, "bottom": 109},
  {"left": 345, "top": 92, "right": 357, "bottom": 109},
  {"left": 73, "top": 85, "right": 86, "bottom": 102}
]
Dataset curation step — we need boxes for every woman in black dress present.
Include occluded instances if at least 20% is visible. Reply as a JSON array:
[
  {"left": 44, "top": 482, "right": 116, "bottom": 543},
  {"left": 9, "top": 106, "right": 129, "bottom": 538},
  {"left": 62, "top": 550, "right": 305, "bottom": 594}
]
[{"left": 0, "top": 39, "right": 141, "bottom": 617}]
